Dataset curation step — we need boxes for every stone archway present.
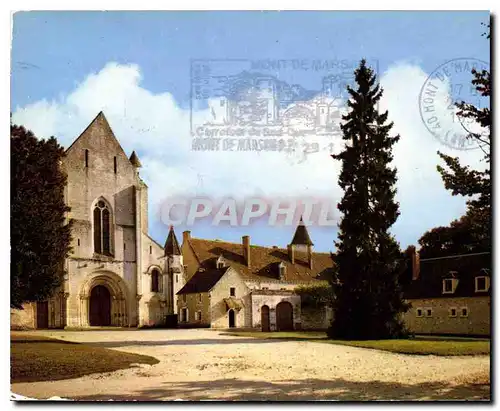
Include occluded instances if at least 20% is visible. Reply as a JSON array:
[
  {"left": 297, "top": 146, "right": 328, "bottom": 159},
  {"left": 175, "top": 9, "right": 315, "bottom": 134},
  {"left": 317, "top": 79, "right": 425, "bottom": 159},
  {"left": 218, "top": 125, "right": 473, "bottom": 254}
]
[
  {"left": 276, "top": 301, "right": 294, "bottom": 331},
  {"left": 79, "top": 271, "right": 129, "bottom": 327}
]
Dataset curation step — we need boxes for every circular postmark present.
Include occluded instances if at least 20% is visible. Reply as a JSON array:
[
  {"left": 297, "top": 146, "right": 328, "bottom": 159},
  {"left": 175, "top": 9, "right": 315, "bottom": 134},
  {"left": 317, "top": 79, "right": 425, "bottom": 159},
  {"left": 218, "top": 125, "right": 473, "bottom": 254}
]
[{"left": 418, "top": 58, "right": 489, "bottom": 151}]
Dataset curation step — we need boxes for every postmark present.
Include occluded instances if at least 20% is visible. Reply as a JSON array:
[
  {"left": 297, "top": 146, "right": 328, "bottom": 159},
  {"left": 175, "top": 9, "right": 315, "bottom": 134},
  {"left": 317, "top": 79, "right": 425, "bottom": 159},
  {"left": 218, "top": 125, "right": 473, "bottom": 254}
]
[
  {"left": 190, "top": 58, "right": 379, "bottom": 159},
  {"left": 418, "top": 58, "right": 490, "bottom": 151}
]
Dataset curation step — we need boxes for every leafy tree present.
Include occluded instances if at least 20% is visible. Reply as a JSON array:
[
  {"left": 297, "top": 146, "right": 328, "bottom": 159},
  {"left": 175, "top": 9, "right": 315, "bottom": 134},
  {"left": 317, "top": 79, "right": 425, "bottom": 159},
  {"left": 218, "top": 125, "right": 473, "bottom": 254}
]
[
  {"left": 418, "top": 208, "right": 490, "bottom": 259},
  {"left": 11, "top": 125, "right": 72, "bottom": 309},
  {"left": 434, "top": 24, "right": 491, "bottom": 255},
  {"left": 328, "top": 60, "right": 409, "bottom": 340},
  {"left": 295, "top": 283, "right": 334, "bottom": 309}
]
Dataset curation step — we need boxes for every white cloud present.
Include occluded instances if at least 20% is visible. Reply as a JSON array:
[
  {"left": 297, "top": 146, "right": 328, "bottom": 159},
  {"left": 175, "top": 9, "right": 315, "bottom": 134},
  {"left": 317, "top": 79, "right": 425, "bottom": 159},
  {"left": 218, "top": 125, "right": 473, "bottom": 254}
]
[{"left": 12, "top": 61, "right": 487, "bottom": 249}]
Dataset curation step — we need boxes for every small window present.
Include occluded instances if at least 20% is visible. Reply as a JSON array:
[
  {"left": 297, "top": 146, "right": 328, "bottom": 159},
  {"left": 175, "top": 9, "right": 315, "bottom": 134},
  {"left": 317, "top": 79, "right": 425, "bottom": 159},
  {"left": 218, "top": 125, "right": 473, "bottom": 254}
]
[
  {"left": 198, "top": 293, "right": 202, "bottom": 302},
  {"left": 425, "top": 308, "right": 432, "bottom": 317},
  {"left": 416, "top": 308, "right": 423, "bottom": 318},
  {"left": 230, "top": 287, "right": 236, "bottom": 297},
  {"left": 85, "top": 149, "right": 89, "bottom": 167},
  {"left": 443, "top": 279, "right": 453, "bottom": 293},
  {"left": 77, "top": 238, "right": 80, "bottom": 246},
  {"left": 113, "top": 156, "right": 117, "bottom": 174},
  {"left": 151, "top": 269, "right": 160, "bottom": 293},
  {"left": 182, "top": 294, "right": 187, "bottom": 302},
  {"left": 195, "top": 311, "right": 202, "bottom": 321},
  {"left": 475, "top": 276, "right": 488, "bottom": 292},
  {"left": 124, "top": 243, "right": 126, "bottom": 250},
  {"left": 176, "top": 274, "right": 179, "bottom": 284},
  {"left": 150, "top": 245, "right": 152, "bottom": 254},
  {"left": 449, "top": 308, "right": 457, "bottom": 317},
  {"left": 461, "top": 307, "right": 468, "bottom": 317},
  {"left": 262, "top": 287, "right": 269, "bottom": 290}
]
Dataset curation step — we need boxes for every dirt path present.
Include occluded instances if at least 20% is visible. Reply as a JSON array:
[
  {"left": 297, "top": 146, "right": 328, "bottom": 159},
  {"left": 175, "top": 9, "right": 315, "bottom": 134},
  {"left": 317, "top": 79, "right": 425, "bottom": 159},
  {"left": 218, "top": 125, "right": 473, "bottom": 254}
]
[{"left": 11, "top": 329, "right": 490, "bottom": 401}]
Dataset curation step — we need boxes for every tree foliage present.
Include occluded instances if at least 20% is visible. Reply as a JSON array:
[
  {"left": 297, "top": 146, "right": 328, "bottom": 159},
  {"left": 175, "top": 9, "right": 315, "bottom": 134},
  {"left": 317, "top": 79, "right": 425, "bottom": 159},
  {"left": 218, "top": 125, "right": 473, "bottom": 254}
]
[
  {"left": 295, "top": 283, "right": 334, "bottom": 309},
  {"left": 328, "top": 60, "right": 409, "bottom": 340},
  {"left": 430, "top": 26, "right": 491, "bottom": 258},
  {"left": 11, "top": 125, "right": 72, "bottom": 309}
]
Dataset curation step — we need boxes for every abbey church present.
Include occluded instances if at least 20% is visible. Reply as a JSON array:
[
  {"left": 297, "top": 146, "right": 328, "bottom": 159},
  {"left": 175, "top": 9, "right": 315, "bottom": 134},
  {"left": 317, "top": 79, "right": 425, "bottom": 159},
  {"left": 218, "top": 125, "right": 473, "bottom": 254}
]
[{"left": 11, "top": 112, "right": 187, "bottom": 329}]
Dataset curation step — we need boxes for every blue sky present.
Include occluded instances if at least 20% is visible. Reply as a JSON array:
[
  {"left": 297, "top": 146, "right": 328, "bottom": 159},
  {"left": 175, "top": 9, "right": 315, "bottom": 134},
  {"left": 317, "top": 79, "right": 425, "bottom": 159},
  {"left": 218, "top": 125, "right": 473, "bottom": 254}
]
[{"left": 11, "top": 11, "right": 490, "bottom": 252}]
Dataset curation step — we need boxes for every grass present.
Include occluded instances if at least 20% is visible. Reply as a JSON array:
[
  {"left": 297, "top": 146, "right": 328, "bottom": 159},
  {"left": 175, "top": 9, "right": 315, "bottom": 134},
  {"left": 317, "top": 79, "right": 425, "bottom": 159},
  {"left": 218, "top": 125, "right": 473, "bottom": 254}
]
[
  {"left": 11, "top": 333, "right": 160, "bottom": 383},
  {"left": 222, "top": 331, "right": 490, "bottom": 356}
]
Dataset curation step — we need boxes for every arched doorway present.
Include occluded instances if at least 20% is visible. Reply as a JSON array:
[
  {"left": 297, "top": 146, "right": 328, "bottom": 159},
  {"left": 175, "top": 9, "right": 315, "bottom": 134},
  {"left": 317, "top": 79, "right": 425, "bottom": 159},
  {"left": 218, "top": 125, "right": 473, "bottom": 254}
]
[
  {"left": 261, "top": 305, "right": 270, "bottom": 332},
  {"left": 228, "top": 309, "right": 236, "bottom": 328},
  {"left": 89, "top": 285, "right": 111, "bottom": 326},
  {"left": 276, "top": 301, "right": 294, "bottom": 331}
]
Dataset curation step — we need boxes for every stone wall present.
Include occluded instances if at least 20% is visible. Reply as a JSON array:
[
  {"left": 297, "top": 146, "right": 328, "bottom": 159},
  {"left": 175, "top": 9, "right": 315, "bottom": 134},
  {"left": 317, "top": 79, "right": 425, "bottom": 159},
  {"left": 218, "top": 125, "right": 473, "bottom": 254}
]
[
  {"left": 177, "top": 292, "right": 211, "bottom": 327},
  {"left": 210, "top": 268, "right": 250, "bottom": 328},
  {"left": 10, "top": 304, "right": 35, "bottom": 329},
  {"left": 403, "top": 296, "right": 491, "bottom": 336},
  {"left": 251, "top": 293, "right": 301, "bottom": 331}
]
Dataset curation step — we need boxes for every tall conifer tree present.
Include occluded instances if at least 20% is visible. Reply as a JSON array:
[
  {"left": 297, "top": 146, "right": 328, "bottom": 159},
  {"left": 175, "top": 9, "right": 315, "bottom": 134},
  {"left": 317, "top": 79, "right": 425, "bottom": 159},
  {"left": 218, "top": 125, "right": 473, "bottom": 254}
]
[{"left": 328, "top": 60, "right": 408, "bottom": 340}]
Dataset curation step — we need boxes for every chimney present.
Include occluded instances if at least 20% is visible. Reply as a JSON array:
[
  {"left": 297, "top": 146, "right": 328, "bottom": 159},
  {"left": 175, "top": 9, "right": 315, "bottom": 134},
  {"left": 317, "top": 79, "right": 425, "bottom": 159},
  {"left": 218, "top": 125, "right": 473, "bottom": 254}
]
[
  {"left": 307, "top": 244, "right": 313, "bottom": 270},
  {"left": 409, "top": 246, "right": 420, "bottom": 280},
  {"left": 242, "top": 236, "right": 250, "bottom": 267},
  {"left": 287, "top": 244, "right": 295, "bottom": 264},
  {"left": 183, "top": 231, "right": 191, "bottom": 243}
]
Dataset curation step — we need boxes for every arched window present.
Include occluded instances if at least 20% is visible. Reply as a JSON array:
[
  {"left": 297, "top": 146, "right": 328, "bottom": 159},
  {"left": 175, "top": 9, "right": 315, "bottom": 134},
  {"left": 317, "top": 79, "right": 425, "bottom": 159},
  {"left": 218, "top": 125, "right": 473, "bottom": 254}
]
[
  {"left": 151, "top": 269, "right": 160, "bottom": 293},
  {"left": 94, "top": 200, "right": 112, "bottom": 256}
]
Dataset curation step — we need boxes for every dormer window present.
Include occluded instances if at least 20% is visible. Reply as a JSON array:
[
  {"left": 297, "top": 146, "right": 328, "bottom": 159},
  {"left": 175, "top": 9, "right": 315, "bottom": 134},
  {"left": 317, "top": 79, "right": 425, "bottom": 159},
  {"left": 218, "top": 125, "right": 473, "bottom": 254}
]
[
  {"left": 216, "top": 256, "right": 225, "bottom": 269},
  {"left": 443, "top": 272, "right": 458, "bottom": 294},
  {"left": 279, "top": 262, "right": 286, "bottom": 281},
  {"left": 475, "top": 276, "right": 489, "bottom": 292}
]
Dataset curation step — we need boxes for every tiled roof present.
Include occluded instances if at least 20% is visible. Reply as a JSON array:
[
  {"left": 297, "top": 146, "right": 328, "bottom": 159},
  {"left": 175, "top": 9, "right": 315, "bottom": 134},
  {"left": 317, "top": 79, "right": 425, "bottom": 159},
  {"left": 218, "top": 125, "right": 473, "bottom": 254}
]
[
  {"left": 404, "top": 252, "right": 491, "bottom": 299},
  {"left": 176, "top": 267, "right": 230, "bottom": 295},
  {"left": 186, "top": 237, "right": 334, "bottom": 284}
]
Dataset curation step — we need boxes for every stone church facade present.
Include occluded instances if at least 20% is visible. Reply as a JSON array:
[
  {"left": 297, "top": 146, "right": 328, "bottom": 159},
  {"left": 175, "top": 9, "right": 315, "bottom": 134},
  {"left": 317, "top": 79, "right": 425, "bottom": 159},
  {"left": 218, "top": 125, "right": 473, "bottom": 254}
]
[{"left": 11, "top": 112, "right": 187, "bottom": 329}]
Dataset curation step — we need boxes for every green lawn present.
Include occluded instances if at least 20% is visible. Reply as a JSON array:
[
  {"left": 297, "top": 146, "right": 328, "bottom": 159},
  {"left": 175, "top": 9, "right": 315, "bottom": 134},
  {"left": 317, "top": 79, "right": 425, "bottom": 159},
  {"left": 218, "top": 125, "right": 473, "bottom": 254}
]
[
  {"left": 11, "top": 333, "right": 160, "bottom": 383},
  {"left": 222, "top": 331, "right": 490, "bottom": 356}
]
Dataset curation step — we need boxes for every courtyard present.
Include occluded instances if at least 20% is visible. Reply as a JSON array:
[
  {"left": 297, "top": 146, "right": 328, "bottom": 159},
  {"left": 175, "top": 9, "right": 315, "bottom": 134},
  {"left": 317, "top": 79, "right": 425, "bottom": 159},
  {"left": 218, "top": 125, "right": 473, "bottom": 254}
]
[{"left": 11, "top": 329, "right": 490, "bottom": 401}]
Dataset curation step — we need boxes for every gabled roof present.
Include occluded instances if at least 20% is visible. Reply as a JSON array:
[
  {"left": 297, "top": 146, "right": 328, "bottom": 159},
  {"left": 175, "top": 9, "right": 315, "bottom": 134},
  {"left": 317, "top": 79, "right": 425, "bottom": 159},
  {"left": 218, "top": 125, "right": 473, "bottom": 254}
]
[
  {"left": 404, "top": 252, "right": 491, "bottom": 299},
  {"left": 185, "top": 236, "right": 334, "bottom": 284},
  {"left": 290, "top": 216, "right": 314, "bottom": 246},
  {"left": 65, "top": 111, "right": 128, "bottom": 159},
  {"left": 177, "top": 267, "right": 230, "bottom": 295},
  {"left": 164, "top": 226, "right": 181, "bottom": 256}
]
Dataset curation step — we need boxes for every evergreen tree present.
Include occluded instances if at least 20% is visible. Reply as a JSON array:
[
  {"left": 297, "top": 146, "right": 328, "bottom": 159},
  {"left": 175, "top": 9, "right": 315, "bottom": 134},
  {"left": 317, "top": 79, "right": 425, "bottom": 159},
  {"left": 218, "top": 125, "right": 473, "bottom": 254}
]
[
  {"left": 11, "top": 125, "right": 72, "bottom": 309},
  {"left": 328, "top": 59, "right": 409, "bottom": 340}
]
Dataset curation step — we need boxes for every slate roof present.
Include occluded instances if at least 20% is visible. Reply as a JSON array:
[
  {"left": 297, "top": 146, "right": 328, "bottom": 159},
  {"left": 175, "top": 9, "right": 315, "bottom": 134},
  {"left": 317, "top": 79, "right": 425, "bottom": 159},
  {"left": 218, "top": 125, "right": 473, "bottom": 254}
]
[
  {"left": 404, "top": 252, "right": 491, "bottom": 299},
  {"left": 164, "top": 226, "right": 181, "bottom": 256},
  {"left": 290, "top": 216, "right": 314, "bottom": 246},
  {"left": 176, "top": 267, "right": 230, "bottom": 295},
  {"left": 186, "top": 237, "right": 334, "bottom": 284}
]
